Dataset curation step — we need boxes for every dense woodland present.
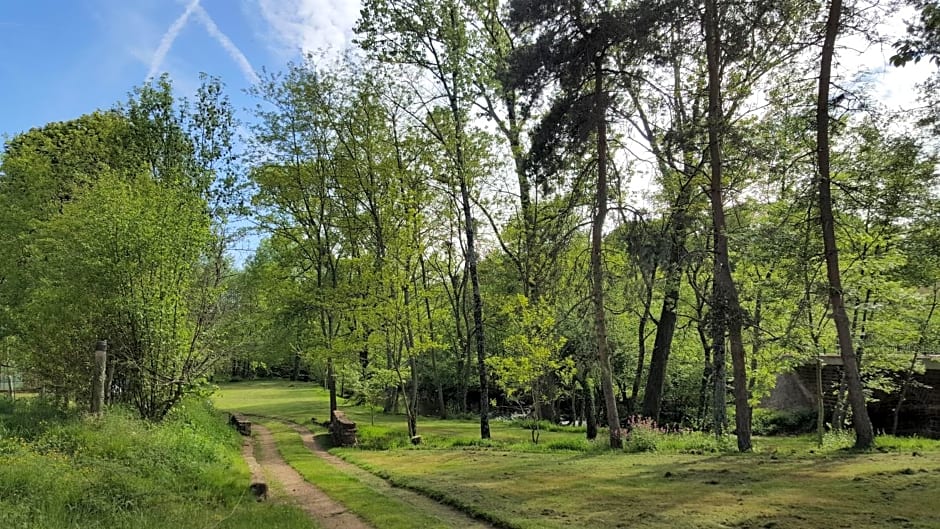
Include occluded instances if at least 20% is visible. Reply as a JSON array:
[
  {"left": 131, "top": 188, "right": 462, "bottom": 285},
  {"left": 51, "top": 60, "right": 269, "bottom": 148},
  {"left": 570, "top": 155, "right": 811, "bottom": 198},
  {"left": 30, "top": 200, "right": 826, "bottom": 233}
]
[{"left": 2, "top": 0, "right": 940, "bottom": 452}]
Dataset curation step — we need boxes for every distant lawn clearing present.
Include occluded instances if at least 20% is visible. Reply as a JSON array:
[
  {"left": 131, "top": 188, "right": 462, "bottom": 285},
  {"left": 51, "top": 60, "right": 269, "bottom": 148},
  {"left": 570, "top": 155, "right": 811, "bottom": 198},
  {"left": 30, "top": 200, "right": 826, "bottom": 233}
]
[
  {"left": 215, "top": 380, "right": 940, "bottom": 529},
  {"left": 213, "top": 380, "right": 592, "bottom": 448}
]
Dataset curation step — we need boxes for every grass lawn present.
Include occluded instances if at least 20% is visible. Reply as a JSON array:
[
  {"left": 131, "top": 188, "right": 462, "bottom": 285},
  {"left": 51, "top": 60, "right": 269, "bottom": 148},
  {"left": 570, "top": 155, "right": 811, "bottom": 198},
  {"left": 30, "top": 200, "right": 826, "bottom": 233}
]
[
  {"left": 340, "top": 448, "right": 940, "bottom": 529},
  {"left": 213, "top": 380, "right": 593, "bottom": 449},
  {"left": 215, "top": 380, "right": 940, "bottom": 529}
]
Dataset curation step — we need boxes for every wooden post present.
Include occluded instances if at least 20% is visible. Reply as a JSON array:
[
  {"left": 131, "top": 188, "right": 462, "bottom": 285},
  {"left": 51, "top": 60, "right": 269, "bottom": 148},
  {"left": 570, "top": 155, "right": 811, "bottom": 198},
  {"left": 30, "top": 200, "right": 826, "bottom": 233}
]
[
  {"left": 328, "top": 357, "right": 337, "bottom": 417},
  {"left": 7, "top": 375, "right": 14, "bottom": 401},
  {"left": 816, "top": 358, "right": 825, "bottom": 446},
  {"left": 91, "top": 340, "right": 107, "bottom": 415}
]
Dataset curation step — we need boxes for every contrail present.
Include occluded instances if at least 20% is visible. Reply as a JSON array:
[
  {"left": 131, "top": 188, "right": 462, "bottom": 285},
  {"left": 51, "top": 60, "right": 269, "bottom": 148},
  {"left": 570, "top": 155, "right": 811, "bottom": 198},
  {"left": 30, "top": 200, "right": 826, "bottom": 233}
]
[
  {"left": 147, "top": 0, "right": 260, "bottom": 85},
  {"left": 193, "top": 5, "right": 260, "bottom": 84},
  {"left": 146, "top": 0, "right": 201, "bottom": 81}
]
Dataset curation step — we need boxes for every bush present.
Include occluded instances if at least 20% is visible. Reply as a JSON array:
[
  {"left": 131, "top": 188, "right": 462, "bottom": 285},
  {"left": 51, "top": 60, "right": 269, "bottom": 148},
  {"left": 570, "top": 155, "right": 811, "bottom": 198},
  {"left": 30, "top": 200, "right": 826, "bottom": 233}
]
[
  {"left": 505, "top": 418, "right": 586, "bottom": 434},
  {"left": 752, "top": 408, "right": 818, "bottom": 436},
  {"left": 623, "top": 416, "right": 735, "bottom": 454}
]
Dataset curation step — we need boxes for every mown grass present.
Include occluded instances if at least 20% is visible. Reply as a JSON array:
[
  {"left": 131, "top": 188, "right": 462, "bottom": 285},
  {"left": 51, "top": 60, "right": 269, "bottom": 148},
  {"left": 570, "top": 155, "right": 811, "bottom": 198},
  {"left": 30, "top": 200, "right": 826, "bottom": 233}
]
[
  {"left": 215, "top": 381, "right": 612, "bottom": 452},
  {"left": 217, "top": 380, "right": 940, "bottom": 529},
  {"left": 215, "top": 381, "right": 759, "bottom": 455},
  {"left": 259, "top": 418, "right": 455, "bottom": 529},
  {"left": 0, "top": 396, "right": 318, "bottom": 529},
  {"left": 339, "top": 446, "right": 940, "bottom": 529}
]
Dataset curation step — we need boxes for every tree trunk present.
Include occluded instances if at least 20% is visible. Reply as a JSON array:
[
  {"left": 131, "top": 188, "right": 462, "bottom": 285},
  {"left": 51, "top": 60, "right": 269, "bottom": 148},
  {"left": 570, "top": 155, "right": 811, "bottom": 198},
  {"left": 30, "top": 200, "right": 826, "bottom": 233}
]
[
  {"left": 816, "top": 0, "right": 875, "bottom": 449},
  {"left": 705, "top": 0, "right": 751, "bottom": 451},
  {"left": 91, "top": 340, "right": 107, "bottom": 416},
  {"left": 641, "top": 192, "right": 687, "bottom": 421},
  {"left": 816, "top": 359, "right": 825, "bottom": 445},
  {"left": 408, "top": 355, "right": 419, "bottom": 439},
  {"left": 834, "top": 287, "right": 872, "bottom": 428},
  {"left": 328, "top": 357, "right": 337, "bottom": 417},
  {"left": 457, "top": 154, "right": 491, "bottom": 439},
  {"left": 630, "top": 310, "right": 649, "bottom": 415},
  {"left": 580, "top": 375, "right": 598, "bottom": 441},
  {"left": 291, "top": 351, "right": 300, "bottom": 381},
  {"left": 421, "top": 257, "right": 448, "bottom": 419},
  {"left": 591, "top": 57, "right": 622, "bottom": 449}
]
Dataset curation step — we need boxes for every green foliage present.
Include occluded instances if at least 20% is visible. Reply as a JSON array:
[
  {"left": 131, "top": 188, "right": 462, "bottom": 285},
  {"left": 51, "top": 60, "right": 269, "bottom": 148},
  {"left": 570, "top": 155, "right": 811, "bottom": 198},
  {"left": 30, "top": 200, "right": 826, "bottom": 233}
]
[
  {"left": 751, "top": 408, "right": 818, "bottom": 436},
  {"left": 353, "top": 368, "right": 398, "bottom": 425},
  {"left": 0, "top": 398, "right": 315, "bottom": 529},
  {"left": 487, "top": 295, "right": 572, "bottom": 432},
  {"left": 624, "top": 416, "right": 735, "bottom": 454},
  {"left": 0, "top": 76, "right": 236, "bottom": 420}
]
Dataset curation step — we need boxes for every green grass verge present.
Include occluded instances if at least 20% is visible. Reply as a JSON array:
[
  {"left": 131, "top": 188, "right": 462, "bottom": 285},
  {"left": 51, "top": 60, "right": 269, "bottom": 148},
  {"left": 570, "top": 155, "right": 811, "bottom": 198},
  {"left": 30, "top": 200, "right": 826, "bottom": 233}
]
[
  {"left": 338, "top": 446, "right": 940, "bottom": 529},
  {"left": 259, "top": 418, "right": 455, "bottom": 529},
  {"left": 0, "top": 396, "right": 318, "bottom": 529}
]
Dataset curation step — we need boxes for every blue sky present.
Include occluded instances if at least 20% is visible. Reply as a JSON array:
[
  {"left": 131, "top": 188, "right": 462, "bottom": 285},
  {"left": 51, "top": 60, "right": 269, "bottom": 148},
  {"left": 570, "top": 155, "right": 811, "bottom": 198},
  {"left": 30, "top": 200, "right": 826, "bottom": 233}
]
[
  {"left": 1, "top": 0, "right": 932, "bottom": 143},
  {"left": 0, "top": 0, "right": 361, "bottom": 139}
]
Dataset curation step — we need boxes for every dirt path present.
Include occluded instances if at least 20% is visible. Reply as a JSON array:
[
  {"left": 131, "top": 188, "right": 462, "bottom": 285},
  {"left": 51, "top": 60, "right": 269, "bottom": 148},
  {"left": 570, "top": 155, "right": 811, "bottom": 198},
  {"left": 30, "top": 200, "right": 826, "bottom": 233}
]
[
  {"left": 240, "top": 413, "right": 497, "bottom": 529},
  {"left": 274, "top": 417, "right": 497, "bottom": 529},
  {"left": 250, "top": 423, "right": 373, "bottom": 529}
]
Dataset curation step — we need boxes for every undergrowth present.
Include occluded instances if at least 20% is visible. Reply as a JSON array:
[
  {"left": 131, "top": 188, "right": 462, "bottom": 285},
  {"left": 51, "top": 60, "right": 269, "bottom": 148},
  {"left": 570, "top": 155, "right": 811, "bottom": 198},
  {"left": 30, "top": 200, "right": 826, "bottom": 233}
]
[{"left": 0, "top": 396, "right": 316, "bottom": 529}]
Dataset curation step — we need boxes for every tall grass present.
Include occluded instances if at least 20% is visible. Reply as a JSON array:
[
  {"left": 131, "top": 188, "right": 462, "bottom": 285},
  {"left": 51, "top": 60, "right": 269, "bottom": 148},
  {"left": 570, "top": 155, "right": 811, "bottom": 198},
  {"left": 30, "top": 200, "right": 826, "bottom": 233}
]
[{"left": 0, "top": 396, "right": 317, "bottom": 529}]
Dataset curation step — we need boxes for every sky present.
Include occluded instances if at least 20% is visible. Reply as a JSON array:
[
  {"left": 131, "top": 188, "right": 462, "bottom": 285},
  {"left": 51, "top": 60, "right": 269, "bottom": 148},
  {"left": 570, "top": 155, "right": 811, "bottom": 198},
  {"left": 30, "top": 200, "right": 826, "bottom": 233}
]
[
  {"left": 1, "top": 0, "right": 935, "bottom": 176},
  {"left": 0, "top": 0, "right": 362, "bottom": 139},
  {"left": 1, "top": 0, "right": 934, "bottom": 142}
]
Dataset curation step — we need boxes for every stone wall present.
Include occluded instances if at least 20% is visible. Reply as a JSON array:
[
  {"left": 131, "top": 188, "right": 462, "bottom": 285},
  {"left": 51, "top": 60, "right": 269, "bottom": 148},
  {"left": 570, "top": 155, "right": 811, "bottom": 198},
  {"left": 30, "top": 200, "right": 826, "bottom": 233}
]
[{"left": 330, "top": 410, "right": 357, "bottom": 447}]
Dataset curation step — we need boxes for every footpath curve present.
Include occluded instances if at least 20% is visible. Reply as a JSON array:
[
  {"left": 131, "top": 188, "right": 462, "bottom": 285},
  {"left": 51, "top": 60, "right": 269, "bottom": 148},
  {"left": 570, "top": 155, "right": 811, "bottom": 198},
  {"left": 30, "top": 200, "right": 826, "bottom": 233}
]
[
  {"left": 246, "top": 422, "right": 373, "bottom": 529},
  {"left": 240, "top": 413, "right": 498, "bottom": 529}
]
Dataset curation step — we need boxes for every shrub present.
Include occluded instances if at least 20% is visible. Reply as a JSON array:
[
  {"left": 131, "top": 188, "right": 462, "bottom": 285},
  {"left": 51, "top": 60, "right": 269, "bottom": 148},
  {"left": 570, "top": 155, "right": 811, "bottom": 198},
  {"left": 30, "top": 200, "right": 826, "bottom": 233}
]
[
  {"left": 506, "top": 418, "right": 587, "bottom": 434},
  {"left": 624, "top": 417, "right": 662, "bottom": 453},
  {"left": 751, "top": 408, "right": 817, "bottom": 436},
  {"left": 623, "top": 416, "right": 734, "bottom": 454}
]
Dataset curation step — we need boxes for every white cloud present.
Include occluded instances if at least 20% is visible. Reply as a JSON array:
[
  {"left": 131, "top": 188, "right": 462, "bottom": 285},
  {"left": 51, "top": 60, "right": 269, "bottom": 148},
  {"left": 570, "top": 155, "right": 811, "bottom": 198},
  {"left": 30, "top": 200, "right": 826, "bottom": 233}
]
[
  {"left": 838, "top": 7, "right": 933, "bottom": 113},
  {"left": 148, "top": 0, "right": 259, "bottom": 84},
  {"left": 255, "top": 0, "right": 361, "bottom": 58},
  {"left": 193, "top": 5, "right": 260, "bottom": 84},
  {"left": 147, "top": 0, "right": 201, "bottom": 80}
]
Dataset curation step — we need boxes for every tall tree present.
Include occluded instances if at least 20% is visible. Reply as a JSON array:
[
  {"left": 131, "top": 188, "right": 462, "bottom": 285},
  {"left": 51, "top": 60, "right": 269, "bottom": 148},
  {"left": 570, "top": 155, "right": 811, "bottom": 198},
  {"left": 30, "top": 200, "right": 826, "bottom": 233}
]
[
  {"left": 507, "top": 0, "right": 669, "bottom": 448},
  {"left": 357, "top": 0, "right": 495, "bottom": 438},
  {"left": 816, "top": 0, "right": 875, "bottom": 448},
  {"left": 704, "top": 0, "right": 752, "bottom": 451},
  {"left": 0, "top": 77, "right": 233, "bottom": 419}
]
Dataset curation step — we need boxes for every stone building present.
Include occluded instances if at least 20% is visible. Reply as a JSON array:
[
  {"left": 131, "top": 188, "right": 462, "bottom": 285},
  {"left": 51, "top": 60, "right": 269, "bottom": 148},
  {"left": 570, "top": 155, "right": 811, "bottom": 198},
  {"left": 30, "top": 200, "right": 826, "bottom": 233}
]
[{"left": 763, "top": 355, "right": 940, "bottom": 438}]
